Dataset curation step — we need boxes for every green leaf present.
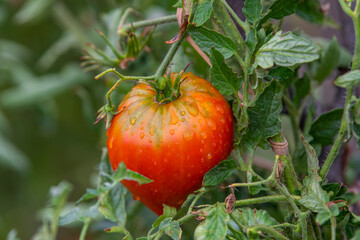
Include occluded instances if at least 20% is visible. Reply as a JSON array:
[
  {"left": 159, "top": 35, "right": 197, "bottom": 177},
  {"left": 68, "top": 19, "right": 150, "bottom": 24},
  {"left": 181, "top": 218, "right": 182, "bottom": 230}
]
[
  {"left": 243, "top": 80, "right": 283, "bottom": 148},
  {"left": 315, "top": 210, "right": 331, "bottom": 225},
  {"left": 267, "top": 66, "right": 294, "bottom": 86},
  {"left": 300, "top": 135, "right": 320, "bottom": 175},
  {"left": 310, "top": 38, "right": 341, "bottom": 82},
  {"left": 243, "top": 0, "right": 262, "bottom": 24},
  {"left": 299, "top": 175, "right": 330, "bottom": 213},
  {"left": 335, "top": 70, "right": 360, "bottom": 88},
  {"left": 254, "top": 32, "right": 319, "bottom": 69},
  {"left": 322, "top": 183, "right": 347, "bottom": 201},
  {"left": 245, "top": 27, "right": 258, "bottom": 53},
  {"left": 296, "top": 0, "right": 337, "bottom": 27},
  {"left": 210, "top": 48, "right": 242, "bottom": 96},
  {"left": 231, "top": 208, "right": 279, "bottom": 226},
  {"left": 113, "top": 162, "right": 153, "bottom": 184},
  {"left": 58, "top": 208, "right": 82, "bottom": 225},
  {"left": 99, "top": 183, "right": 127, "bottom": 224},
  {"left": 0, "top": 132, "right": 30, "bottom": 173},
  {"left": 159, "top": 219, "right": 182, "bottom": 240},
  {"left": 192, "top": 0, "right": 214, "bottom": 26},
  {"left": 203, "top": 159, "right": 237, "bottom": 187},
  {"left": 152, "top": 205, "right": 177, "bottom": 228},
  {"left": 76, "top": 188, "right": 101, "bottom": 205},
  {"left": 0, "top": 64, "right": 90, "bottom": 109},
  {"left": 309, "top": 108, "right": 343, "bottom": 146},
  {"left": 293, "top": 74, "right": 310, "bottom": 106},
  {"left": 188, "top": 25, "right": 238, "bottom": 59},
  {"left": 13, "top": 0, "right": 54, "bottom": 24},
  {"left": 259, "top": 0, "right": 297, "bottom": 25},
  {"left": 194, "top": 203, "right": 229, "bottom": 240}
]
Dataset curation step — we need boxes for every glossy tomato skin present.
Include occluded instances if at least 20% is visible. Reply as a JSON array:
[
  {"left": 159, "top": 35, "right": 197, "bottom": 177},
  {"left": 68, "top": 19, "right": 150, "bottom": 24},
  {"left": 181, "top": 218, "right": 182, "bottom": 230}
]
[{"left": 107, "top": 73, "right": 234, "bottom": 215}]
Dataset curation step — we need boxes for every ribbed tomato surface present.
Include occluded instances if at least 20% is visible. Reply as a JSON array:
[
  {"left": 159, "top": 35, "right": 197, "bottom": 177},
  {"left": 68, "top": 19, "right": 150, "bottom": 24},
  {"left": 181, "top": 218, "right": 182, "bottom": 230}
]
[{"left": 107, "top": 72, "right": 234, "bottom": 215}]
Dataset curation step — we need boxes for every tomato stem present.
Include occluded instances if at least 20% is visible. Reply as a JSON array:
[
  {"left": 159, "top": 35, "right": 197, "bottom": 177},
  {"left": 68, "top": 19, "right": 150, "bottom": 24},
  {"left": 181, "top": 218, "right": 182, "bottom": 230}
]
[{"left": 118, "top": 14, "right": 178, "bottom": 35}]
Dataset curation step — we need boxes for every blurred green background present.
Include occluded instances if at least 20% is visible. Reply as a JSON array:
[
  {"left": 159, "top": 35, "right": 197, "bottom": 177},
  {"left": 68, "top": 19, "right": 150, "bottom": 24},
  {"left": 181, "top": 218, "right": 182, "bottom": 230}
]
[{"left": 2, "top": 0, "right": 360, "bottom": 239}]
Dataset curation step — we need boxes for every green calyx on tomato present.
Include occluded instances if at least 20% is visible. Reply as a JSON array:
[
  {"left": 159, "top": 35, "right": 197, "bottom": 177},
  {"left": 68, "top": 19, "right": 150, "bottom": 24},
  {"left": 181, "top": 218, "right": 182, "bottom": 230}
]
[
  {"left": 154, "top": 71, "right": 185, "bottom": 104},
  {"left": 107, "top": 72, "right": 234, "bottom": 215}
]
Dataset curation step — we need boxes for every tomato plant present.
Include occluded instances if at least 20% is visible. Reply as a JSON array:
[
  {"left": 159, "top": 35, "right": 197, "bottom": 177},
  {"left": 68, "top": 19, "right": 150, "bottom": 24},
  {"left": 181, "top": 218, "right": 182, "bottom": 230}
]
[{"left": 6, "top": 0, "right": 360, "bottom": 239}]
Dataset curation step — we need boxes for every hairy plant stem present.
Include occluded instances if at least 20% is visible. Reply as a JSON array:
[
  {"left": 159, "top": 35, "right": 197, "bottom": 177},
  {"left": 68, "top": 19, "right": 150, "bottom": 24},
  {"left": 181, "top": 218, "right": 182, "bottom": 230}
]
[
  {"left": 220, "top": 0, "right": 249, "bottom": 34},
  {"left": 154, "top": 33, "right": 186, "bottom": 85},
  {"left": 274, "top": 181, "right": 308, "bottom": 240},
  {"left": 320, "top": 0, "right": 360, "bottom": 179},
  {"left": 79, "top": 218, "right": 91, "bottom": 240},
  {"left": 270, "top": 133, "right": 301, "bottom": 193},
  {"left": 248, "top": 224, "right": 289, "bottom": 240},
  {"left": 118, "top": 14, "right": 177, "bottom": 35}
]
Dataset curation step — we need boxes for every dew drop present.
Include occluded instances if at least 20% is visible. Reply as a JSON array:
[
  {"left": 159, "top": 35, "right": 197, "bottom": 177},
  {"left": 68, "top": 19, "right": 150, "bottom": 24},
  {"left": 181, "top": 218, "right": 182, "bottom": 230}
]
[
  {"left": 149, "top": 125, "right": 154, "bottom": 136},
  {"left": 212, "top": 142, "right": 217, "bottom": 147},
  {"left": 133, "top": 195, "right": 140, "bottom": 201},
  {"left": 180, "top": 111, "right": 186, "bottom": 116},
  {"left": 186, "top": 103, "right": 199, "bottom": 117},
  {"left": 183, "top": 129, "right": 194, "bottom": 141},
  {"left": 170, "top": 112, "right": 179, "bottom": 125},
  {"left": 130, "top": 117, "right": 137, "bottom": 125},
  {"left": 193, "top": 124, "right": 197, "bottom": 128},
  {"left": 131, "top": 132, "right": 134, "bottom": 136},
  {"left": 180, "top": 118, "right": 185, "bottom": 122},
  {"left": 154, "top": 189, "right": 158, "bottom": 193},
  {"left": 169, "top": 129, "right": 175, "bottom": 135},
  {"left": 207, "top": 153, "right": 212, "bottom": 160},
  {"left": 200, "top": 148, "right": 203, "bottom": 153},
  {"left": 140, "top": 132, "right": 145, "bottom": 139},
  {"left": 220, "top": 118, "right": 225, "bottom": 124},
  {"left": 200, "top": 158, "right": 205, "bottom": 163},
  {"left": 177, "top": 199, "right": 184, "bottom": 205},
  {"left": 187, "top": 173, "right": 192, "bottom": 177},
  {"left": 140, "top": 126, "right": 144, "bottom": 130},
  {"left": 217, "top": 106, "right": 224, "bottom": 114},
  {"left": 207, "top": 119, "right": 217, "bottom": 131},
  {"left": 200, "top": 132, "right": 207, "bottom": 139},
  {"left": 154, "top": 161, "right": 158, "bottom": 166},
  {"left": 139, "top": 149, "right": 143, "bottom": 154}
]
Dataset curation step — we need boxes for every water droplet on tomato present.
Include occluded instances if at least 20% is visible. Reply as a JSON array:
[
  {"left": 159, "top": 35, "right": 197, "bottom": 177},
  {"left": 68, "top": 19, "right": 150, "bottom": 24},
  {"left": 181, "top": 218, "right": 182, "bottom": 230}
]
[
  {"left": 149, "top": 125, "right": 154, "bottom": 136},
  {"left": 200, "top": 132, "right": 207, "bottom": 139},
  {"left": 170, "top": 112, "right": 179, "bottom": 125},
  {"left": 130, "top": 117, "right": 137, "bottom": 125},
  {"left": 180, "top": 118, "right": 185, "bottom": 122},
  {"left": 207, "top": 119, "right": 217, "bottom": 131},
  {"left": 133, "top": 195, "right": 140, "bottom": 201},
  {"left": 154, "top": 161, "right": 158, "bottom": 166},
  {"left": 177, "top": 199, "right": 184, "bottom": 205},
  {"left": 213, "top": 142, "right": 217, "bottom": 147},
  {"left": 186, "top": 103, "right": 199, "bottom": 117},
  {"left": 200, "top": 158, "right": 205, "bottom": 163},
  {"left": 193, "top": 124, "right": 197, "bottom": 128},
  {"left": 169, "top": 129, "right": 175, "bottom": 135},
  {"left": 140, "top": 126, "right": 144, "bottom": 130},
  {"left": 140, "top": 132, "right": 145, "bottom": 139},
  {"left": 183, "top": 129, "right": 194, "bottom": 141},
  {"left": 187, "top": 173, "right": 191, "bottom": 177},
  {"left": 217, "top": 106, "right": 224, "bottom": 114},
  {"left": 200, "top": 148, "right": 203, "bottom": 153},
  {"left": 207, "top": 153, "right": 212, "bottom": 159},
  {"left": 139, "top": 149, "right": 143, "bottom": 154},
  {"left": 220, "top": 118, "right": 225, "bottom": 123},
  {"left": 180, "top": 111, "right": 186, "bottom": 116}
]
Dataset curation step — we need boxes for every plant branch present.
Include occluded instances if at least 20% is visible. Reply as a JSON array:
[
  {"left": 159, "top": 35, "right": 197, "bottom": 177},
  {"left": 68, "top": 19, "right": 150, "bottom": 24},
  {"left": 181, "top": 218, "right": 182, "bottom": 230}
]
[
  {"left": 118, "top": 15, "right": 178, "bottom": 35},
  {"left": 79, "top": 218, "right": 91, "bottom": 240},
  {"left": 248, "top": 224, "right": 289, "bottom": 240},
  {"left": 220, "top": 0, "right": 249, "bottom": 34}
]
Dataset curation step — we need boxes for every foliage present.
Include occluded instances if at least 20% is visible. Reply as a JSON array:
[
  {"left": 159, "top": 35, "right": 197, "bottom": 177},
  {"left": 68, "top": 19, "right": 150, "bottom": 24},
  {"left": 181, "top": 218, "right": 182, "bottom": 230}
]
[{"left": 2, "top": 0, "right": 360, "bottom": 239}]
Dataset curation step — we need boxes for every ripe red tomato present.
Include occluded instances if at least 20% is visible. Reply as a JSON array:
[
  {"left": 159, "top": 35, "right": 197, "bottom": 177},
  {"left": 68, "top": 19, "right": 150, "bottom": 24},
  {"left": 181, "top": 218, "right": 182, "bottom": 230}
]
[{"left": 107, "top": 72, "right": 234, "bottom": 215}]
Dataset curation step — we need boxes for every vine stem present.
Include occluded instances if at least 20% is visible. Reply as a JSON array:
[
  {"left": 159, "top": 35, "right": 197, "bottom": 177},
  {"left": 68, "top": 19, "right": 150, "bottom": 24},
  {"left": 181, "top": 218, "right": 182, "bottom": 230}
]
[
  {"left": 320, "top": 0, "right": 360, "bottom": 178},
  {"left": 220, "top": 0, "right": 249, "bottom": 34},
  {"left": 248, "top": 224, "right": 289, "bottom": 240},
  {"left": 230, "top": 154, "right": 279, "bottom": 188},
  {"left": 154, "top": 33, "right": 186, "bottom": 84},
  {"left": 79, "top": 218, "right": 91, "bottom": 240},
  {"left": 118, "top": 14, "right": 178, "bottom": 35}
]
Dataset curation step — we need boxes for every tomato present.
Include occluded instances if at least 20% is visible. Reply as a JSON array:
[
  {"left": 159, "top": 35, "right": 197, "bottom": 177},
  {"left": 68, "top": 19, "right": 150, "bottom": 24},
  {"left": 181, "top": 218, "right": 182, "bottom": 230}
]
[{"left": 107, "top": 72, "right": 234, "bottom": 215}]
